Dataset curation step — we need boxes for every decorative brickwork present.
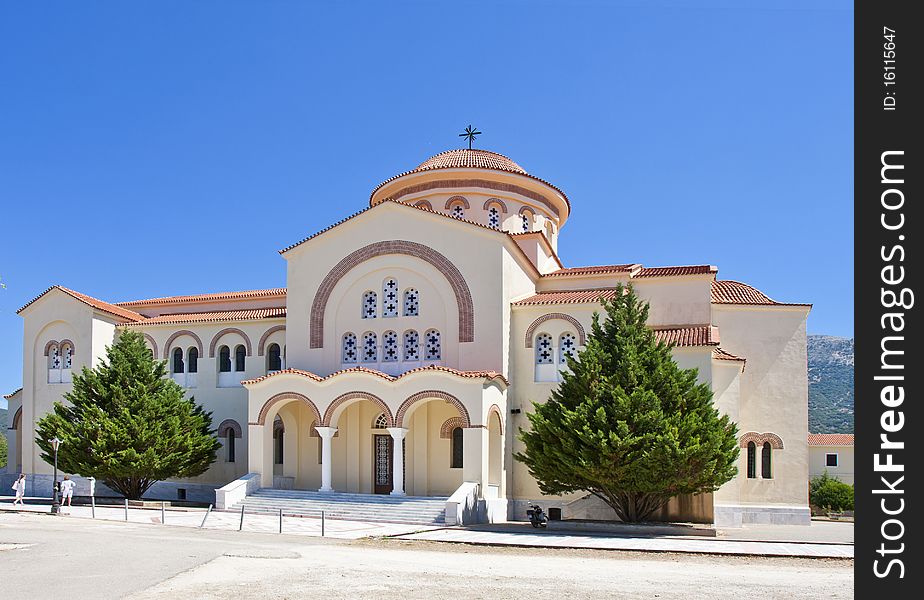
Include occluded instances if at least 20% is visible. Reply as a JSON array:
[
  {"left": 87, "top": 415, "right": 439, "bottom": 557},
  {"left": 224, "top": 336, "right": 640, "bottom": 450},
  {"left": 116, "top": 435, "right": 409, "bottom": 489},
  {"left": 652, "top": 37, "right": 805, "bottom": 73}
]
[
  {"left": 43, "top": 340, "right": 59, "bottom": 356},
  {"left": 439, "top": 417, "right": 466, "bottom": 439},
  {"left": 396, "top": 390, "right": 471, "bottom": 428},
  {"left": 413, "top": 200, "right": 433, "bottom": 210},
  {"left": 208, "top": 327, "right": 253, "bottom": 357},
  {"left": 444, "top": 195, "right": 470, "bottom": 210},
  {"left": 141, "top": 334, "right": 158, "bottom": 358},
  {"left": 257, "top": 325, "right": 286, "bottom": 356},
  {"left": 11, "top": 406, "right": 22, "bottom": 430},
  {"left": 524, "top": 313, "right": 586, "bottom": 348},
  {"left": 482, "top": 198, "right": 508, "bottom": 213},
  {"left": 385, "top": 179, "right": 562, "bottom": 218},
  {"left": 322, "top": 391, "right": 393, "bottom": 428},
  {"left": 309, "top": 240, "right": 474, "bottom": 348},
  {"left": 162, "top": 330, "right": 203, "bottom": 359},
  {"left": 486, "top": 404, "right": 504, "bottom": 434},
  {"left": 217, "top": 419, "right": 243, "bottom": 438},
  {"left": 739, "top": 431, "right": 784, "bottom": 450},
  {"left": 255, "top": 392, "right": 322, "bottom": 427}
]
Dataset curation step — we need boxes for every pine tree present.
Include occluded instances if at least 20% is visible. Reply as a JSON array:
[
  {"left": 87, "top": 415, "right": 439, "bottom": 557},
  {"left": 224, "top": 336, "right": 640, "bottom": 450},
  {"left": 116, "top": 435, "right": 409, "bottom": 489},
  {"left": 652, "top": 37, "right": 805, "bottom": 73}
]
[
  {"left": 516, "top": 284, "right": 740, "bottom": 522},
  {"left": 35, "top": 330, "right": 220, "bottom": 499}
]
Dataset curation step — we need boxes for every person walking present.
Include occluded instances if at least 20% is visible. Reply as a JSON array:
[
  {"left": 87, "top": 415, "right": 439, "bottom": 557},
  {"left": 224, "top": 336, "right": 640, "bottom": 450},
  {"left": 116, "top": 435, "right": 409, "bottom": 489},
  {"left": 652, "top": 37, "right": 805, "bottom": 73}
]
[
  {"left": 59, "top": 475, "right": 76, "bottom": 508},
  {"left": 11, "top": 473, "right": 26, "bottom": 507}
]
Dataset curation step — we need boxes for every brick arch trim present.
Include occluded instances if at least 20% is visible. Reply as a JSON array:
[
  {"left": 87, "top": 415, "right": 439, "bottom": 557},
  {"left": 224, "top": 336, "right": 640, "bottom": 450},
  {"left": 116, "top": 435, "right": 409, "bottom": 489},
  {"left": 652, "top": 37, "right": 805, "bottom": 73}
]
[
  {"left": 444, "top": 195, "right": 470, "bottom": 210},
  {"left": 395, "top": 390, "right": 471, "bottom": 428},
  {"left": 209, "top": 328, "right": 253, "bottom": 357},
  {"left": 413, "top": 200, "right": 433, "bottom": 210},
  {"left": 217, "top": 419, "right": 243, "bottom": 438},
  {"left": 310, "top": 240, "right": 474, "bottom": 348},
  {"left": 163, "top": 330, "right": 204, "bottom": 359},
  {"left": 43, "top": 340, "right": 59, "bottom": 356},
  {"left": 255, "top": 392, "right": 322, "bottom": 427},
  {"left": 142, "top": 334, "right": 159, "bottom": 358},
  {"left": 739, "top": 431, "right": 784, "bottom": 450},
  {"left": 483, "top": 198, "right": 508, "bottom": 213},
  {"left": 58, "top": 339, "right": 75, "bottom": 351},
  {"left": 524, "top": 313, "right": 586, "bottom": 348},
  {"left": 486, "top": 404, "right": 504, "bottom": 435},
  {"left": 257, "top": 325, "right": 286, "bottom": 356},
  {"left": 322, "top": 391, "right": 393, "bottom": 427},
  {"left": 11, "top": 406, "right": 22, "bottom": 430},
  {"left": 439, "top": 417, "right": 466, "bottom": 439},
  {"left": 518, "top": 205, "right": 536, "bottom": 216}
]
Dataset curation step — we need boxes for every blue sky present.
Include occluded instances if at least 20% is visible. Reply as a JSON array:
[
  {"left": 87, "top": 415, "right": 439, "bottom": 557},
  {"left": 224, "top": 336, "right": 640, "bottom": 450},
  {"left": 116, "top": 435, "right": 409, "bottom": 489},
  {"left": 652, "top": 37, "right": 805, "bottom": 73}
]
[{"left": 0, "top": 1, "right": 853, "bottom": 404}]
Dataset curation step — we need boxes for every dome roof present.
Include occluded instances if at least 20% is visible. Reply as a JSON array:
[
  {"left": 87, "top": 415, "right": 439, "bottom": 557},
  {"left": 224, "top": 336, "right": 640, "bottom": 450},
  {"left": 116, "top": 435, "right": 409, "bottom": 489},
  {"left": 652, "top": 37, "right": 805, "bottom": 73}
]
[{"left": 413, "top": 149, "right": 528, "bottom": 176}]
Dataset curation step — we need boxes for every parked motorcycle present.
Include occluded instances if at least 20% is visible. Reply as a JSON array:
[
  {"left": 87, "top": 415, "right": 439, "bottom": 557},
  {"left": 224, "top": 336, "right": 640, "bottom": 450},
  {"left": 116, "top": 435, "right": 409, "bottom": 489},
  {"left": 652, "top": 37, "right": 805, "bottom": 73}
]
[{"left": 527, "top": 504, "right": 548, "bottom": 528}]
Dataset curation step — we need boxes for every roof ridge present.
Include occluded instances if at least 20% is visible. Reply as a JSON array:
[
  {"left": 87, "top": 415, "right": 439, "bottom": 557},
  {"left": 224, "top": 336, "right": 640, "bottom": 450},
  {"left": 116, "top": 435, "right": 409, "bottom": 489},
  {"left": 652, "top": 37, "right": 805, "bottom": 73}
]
[
  {"left": 115, "top": 287, "right": 287, "bottom": 307},
  {"left": 18, "top": 285, "right": 145, "bottom": 322}
]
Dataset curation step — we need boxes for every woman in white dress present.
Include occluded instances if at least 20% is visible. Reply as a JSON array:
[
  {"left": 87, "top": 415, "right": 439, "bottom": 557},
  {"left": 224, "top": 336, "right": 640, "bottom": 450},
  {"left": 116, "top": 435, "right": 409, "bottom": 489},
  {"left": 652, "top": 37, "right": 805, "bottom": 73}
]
[{"left": 11, "top": 473, "right": 26, "bottom": 506}]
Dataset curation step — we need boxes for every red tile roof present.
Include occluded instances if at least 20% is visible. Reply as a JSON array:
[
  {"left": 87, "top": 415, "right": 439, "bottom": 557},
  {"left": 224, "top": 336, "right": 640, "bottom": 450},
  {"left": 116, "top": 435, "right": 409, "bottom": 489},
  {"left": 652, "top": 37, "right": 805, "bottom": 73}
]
[
  {"left": 3, "top": 387, "right": 22, "bottom": 400},
  {"left": 116, "top": 288, "right": 286, "bottom": 307},
  {"left": 542, "top": 265, "right": 639, "bottom": 278},
  {"left": 634, "top": 265, "right": 717, "bottom": 278},
  {"left": 512, "top": 288, "right": 623, "bottom": 306},
  {"left": 122, "top": 308, "right": 286, "bottom": 326},
  {"left": 712, "top": 280, "right": 811, "bottom": 306},
  {"left": 713, "top": 347, "right": 746, "bottom": 369},
  {"left": 17, "top": 286, "right": 146, "bottom": 322},
  {"left": 653, "top": 325, "right": 719, "bottom": 347},
  {"left": 242, "top": 364, "right": 509, "bottom": 386},
  {"left": 808, "top": 433, "right": 854, "bottom": 446}
]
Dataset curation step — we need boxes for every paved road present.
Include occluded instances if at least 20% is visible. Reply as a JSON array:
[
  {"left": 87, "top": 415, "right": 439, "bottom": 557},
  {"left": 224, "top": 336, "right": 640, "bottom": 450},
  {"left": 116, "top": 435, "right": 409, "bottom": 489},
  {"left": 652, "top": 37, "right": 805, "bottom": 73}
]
[{"left": 1, "top": 512, "right": 852, "bottom": 599}]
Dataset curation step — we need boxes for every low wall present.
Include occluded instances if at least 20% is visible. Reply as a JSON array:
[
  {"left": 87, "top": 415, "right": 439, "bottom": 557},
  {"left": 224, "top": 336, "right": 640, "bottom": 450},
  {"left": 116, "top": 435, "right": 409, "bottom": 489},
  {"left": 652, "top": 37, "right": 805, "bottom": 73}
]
[{"left": 2, "top": 473, "right": 219, "bottom": 505}]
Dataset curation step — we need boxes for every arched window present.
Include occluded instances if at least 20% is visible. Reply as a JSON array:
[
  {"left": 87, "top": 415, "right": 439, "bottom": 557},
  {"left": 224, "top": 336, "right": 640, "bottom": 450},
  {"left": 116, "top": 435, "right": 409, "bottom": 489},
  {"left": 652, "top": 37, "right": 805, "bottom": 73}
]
[
  {"left": 172, "top": 347, "right": 185, "bottom": 374},
  {"left": 48, "top": 343, "right": 61, "bottom": 370},
  {"left": 545, "top": 221, "right": 554, "bottom": 240},
  {"left": 382, "top": 331, "right": 398, "bottom": 362},
  {"left": 535, "top": 334, "right": 553, "bottom": 364},
  {"left": 362, "top": 332, "right": 378, "bottom": 362},
  {"left": 403, "top": 330, "right": 419, "bottom": 361},
  {"left": 425, "top": 329, "right": 441, "bottom": 360},
  {"left": 218, "top": 346, "right": 232, "bottom": 373},
  {"left": 226, "top": 429, "right": 236, "bottom": 462},
  {"left": 382, "top": 278, "right": 398, "bottom": 317},
  {"left": 451, "top": 204, "right": 465, "bottom": 219},
  {"left": 342, "top": 333, "right": 358, "bottom": 363},
  {"left": 747, "top": 442, "right": 757, "bottom": 479},
  {"left": 451, "top": 427, "right": 464, "bottom": 468},
  {"left": 761, "top": 442, "right": 773, "bottom": 479},
  {"left": 403, "top": 288, "right": 419, "bottom": 316},
  {"left": 373, "top": 413, "right": 388, "bottom": 429},
  {"left": 61, "top": 343, "right": 73, "bottom": 369},
  {"left": 273, "top": 416, "right": 284, "bottom": 465},
  {"left": 267, "top": 343, "right": 282, "bottom": 372},
  {"left": 234, "top": 345, "right": 246, "bottom": 372},
  {"left": 559, "top": 333, "right": 577, "bottom": 363},
  {"left": 521, "top": 212, "right": 532, "bottom": 232},
  {"left": 362, "top": 291, "right": 378, "bottom": 319},
  {"left": 187, "top": 347, "right": 198, "bottom": 374},
  {"left": 488, "top": 206, "right": 500, "bottom": 229}
]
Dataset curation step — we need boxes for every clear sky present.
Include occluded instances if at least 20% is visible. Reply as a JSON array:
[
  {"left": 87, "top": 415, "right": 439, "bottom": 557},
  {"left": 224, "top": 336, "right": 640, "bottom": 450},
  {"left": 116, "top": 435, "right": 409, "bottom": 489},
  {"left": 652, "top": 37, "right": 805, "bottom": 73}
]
[{"left": 0, "top": 1, "right": 853, "bottom": 405}]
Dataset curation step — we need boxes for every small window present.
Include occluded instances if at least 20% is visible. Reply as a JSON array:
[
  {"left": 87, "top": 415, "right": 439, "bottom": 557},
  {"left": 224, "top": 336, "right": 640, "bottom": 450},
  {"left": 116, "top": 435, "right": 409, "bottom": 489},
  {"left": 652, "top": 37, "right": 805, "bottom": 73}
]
[
  {"left": 746, "top": 442, "right": 757, "bottom": 479},
  {"left": 234, "top": 345, "right": 246, "bottom": 372},
  {"left": 825, "top": 453, "right": 838, "bottom": 468},
  {"left": 425, "top": 329, "right": 441, "bottom": 360},
  {"left": 451, "top": 204, "right": 465, "bottom": 219},
  {"left": 382, "top": 278, "right": 398, "bottom": 317},
  {"left": 172, "top": 347, "right": 185, "bottom": 374},
  {"left": 187, "top": 347, "right": 198, "bottom": 374},
  {"left": 761, "top": 443, "right": 772, "bottom": 479},
  {"left": 559, "top": 333, "right": 577, "bottom": 363},
  {"left": 488, "top": 206, "right": 500, "bottom": 228},
  {"left": 521, "top": 212, "right": 532, "bottom": 232},
  {"left": 61, "top": 343, "right": 73, "bottom": 369},
  {"left": 48, "top": 344, "right": 61, "bottom": 370},
  {"left": 342, "top": 333, "right": 358, "bottom": 363},
  {"left": 362, "top": 332, "right": 378, "bottom": 362},
  {"left": 267, "top": 343, "right": 282, "bottom": 372},
  {"left": 535, "top": 334, "right": 553, "bottom": 364},
  {"left": 373, "top": 413, "right": 388, "bottom": 429},
  {"left": 451, "top": 427, "right": 464, "bottom": 468},
  {"left": 404, "top": 330, "right": 419, "bottom": 361},
  {"left": 219, "top": 346, "right": 232, "bottom": 372},
  {"left": 273, "top": 416, "right": 284, "bottom": 465},
  {"left": 226, "top": 430, "right": 236, "bottom": 462},
  {"left": 403, "top": 288, "right": 419, "bottom": 316},
  {"left": 362, "top": 291, "right": 378, "bottom": 319},
  {"left": 382, "top": 331, "right": 398, "bottom": 362}
]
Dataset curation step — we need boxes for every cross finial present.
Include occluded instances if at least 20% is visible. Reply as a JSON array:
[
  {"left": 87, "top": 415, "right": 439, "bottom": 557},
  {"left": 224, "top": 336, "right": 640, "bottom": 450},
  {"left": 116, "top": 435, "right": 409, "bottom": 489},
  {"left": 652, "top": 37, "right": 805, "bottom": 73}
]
[{"left": 459, "top": 125, "right": 481, "bottom": 150}]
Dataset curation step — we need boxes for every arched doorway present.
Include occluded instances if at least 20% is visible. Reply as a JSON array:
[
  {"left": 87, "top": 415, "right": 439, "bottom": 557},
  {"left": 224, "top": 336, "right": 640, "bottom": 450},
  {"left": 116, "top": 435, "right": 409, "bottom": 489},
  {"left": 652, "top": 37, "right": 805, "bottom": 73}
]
[{"left": 257, "top": 394, "right": 322, "bottom": 490}]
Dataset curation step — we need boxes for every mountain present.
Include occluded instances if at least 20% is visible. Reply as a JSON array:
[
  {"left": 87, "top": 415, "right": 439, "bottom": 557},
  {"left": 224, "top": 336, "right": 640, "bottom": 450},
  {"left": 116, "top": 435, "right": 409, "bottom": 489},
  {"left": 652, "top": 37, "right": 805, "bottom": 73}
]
[{"left": 807, "top": 335, "right": 854, "bottom": 433}]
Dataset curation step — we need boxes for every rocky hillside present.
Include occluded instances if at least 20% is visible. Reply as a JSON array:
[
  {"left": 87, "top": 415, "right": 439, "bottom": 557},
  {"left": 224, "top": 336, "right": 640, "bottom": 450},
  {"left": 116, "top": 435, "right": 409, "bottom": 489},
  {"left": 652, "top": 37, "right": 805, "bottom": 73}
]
[{"left": 808, "top": 335, "right": 854, "bottom": 433}]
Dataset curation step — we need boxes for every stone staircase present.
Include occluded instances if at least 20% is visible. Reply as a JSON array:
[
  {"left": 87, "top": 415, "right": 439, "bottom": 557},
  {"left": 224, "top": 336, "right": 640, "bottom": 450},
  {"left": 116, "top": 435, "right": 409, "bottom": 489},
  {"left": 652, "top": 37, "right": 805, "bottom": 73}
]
[{"left": 227, "top": 488, "right": 449, "bottom": 526}]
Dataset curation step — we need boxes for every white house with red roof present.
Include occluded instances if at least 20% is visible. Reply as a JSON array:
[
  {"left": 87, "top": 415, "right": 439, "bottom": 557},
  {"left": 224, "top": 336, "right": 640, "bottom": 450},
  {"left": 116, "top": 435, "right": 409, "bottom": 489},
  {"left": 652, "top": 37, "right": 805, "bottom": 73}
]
[
  {"left": 5, "top": 148, "right": 812, "bottom": 526},
  {"left": 808, "top": 433, "right": 854, "bottom": 485}
]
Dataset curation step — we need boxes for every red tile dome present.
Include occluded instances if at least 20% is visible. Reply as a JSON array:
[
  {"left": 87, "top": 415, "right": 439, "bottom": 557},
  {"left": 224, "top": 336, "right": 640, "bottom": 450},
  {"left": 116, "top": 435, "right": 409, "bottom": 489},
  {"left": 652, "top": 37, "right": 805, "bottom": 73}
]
[{"left": 413, "top": 149, "right": 528, "bottom": 176}]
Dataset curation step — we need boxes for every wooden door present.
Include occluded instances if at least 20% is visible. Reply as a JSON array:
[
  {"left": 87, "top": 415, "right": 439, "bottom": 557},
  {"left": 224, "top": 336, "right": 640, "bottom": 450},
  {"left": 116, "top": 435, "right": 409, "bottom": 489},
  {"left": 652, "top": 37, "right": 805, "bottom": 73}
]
[{"left": 373, "top": 434, "right": 393, "bottom": 494}]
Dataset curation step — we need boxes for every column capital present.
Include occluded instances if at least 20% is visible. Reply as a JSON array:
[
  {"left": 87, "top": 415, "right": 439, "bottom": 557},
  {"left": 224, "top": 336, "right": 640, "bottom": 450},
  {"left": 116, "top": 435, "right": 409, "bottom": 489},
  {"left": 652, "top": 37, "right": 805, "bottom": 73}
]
[
  {"left": 386, "top": 427, "right": 409, "bottom": 441},
  {"left": 314, "top": 426, "right": 338, "bottom": 439}
]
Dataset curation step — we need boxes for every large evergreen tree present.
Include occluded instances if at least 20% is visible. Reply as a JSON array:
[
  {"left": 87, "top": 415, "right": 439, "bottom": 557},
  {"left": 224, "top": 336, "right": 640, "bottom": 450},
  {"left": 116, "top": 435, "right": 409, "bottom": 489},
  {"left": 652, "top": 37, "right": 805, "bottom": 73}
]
[
  {"left": 35, "top": 330, "right": 220, "bottom": 499},
  {"left": 516, "top": 284, "right": 739, "bottom": 522}
]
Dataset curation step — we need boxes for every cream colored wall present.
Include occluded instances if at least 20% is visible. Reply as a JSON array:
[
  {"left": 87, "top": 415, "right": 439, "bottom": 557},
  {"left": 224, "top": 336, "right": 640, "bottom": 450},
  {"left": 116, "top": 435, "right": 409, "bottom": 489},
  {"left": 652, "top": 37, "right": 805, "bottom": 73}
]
[
  {"left": 4, "top": 390, "right": 23, "bottom": 474},
  {"left": 632, "top": 277, "right": 713, "bottom": 327},
  {"left": 713, "top": 305, "right": 810, "bottom": 507},
  {"left": 809, "top": 446, "right": 854, "bottom": 485},
  {"left": 710, "top": 360, "right": 743, "bottom": 504}
]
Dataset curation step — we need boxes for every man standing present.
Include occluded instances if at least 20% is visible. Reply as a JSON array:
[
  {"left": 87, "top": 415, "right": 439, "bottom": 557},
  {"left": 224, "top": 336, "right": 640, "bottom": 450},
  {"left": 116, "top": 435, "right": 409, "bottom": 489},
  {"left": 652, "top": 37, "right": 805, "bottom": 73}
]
[{"left": 59, "top": 475, "right": 76, "bottom": 508}]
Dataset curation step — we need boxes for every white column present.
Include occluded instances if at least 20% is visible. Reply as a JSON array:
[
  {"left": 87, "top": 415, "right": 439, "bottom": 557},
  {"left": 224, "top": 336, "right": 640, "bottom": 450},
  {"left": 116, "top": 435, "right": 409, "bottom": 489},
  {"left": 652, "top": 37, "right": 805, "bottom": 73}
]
[
  {"left": 386, "top": 427, "right": 408, "bottom": 496},
  {"left": 315, "top": 426, "right": 337, "bottom": 493}
]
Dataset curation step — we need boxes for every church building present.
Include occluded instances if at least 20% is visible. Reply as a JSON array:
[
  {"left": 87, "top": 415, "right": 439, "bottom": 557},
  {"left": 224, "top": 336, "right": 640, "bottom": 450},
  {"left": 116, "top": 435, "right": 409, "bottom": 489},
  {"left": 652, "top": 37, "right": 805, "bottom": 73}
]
[{"left": 4, "top": 147, "right": 812, "bottom": 526}]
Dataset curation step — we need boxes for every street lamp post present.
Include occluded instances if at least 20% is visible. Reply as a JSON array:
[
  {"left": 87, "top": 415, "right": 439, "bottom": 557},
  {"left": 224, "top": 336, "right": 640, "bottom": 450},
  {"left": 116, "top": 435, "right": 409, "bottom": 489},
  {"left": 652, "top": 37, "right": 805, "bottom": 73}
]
[{"left": 50, "top": 437, "right": 61, "bottom": 515}]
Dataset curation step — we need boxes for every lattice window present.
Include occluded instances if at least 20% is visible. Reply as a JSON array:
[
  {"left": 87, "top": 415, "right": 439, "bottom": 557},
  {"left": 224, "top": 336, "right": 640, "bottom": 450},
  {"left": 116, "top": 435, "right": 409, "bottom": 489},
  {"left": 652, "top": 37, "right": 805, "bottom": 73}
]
[
  {"left": 342, "top": 332, "right": 358, "bottom": 363},
  {"left": 403, "top": 288, "right": 419, "bottom": 316},
  {"left": 535, "top": 334, "right": 553, "bottom": 364},
  {"left": 404, "top": 330, "right": 419, "bottom": 361},
  {"left": 382, "top": 330, "right": 398, "bottom": 362},
  {"left": 425, "top": 329, "right": 441, "bottom": 360},
  {"left": 61, "top": 343, "right": 73, "bottom": 369},
  {"left": 373, "top": 413, "right": 388, "bottom": 429},
  {"left": 362, "top": 332, "right": 378, "bottom": 362},
  {"left": 48, "top": 344, "right": 60, "bottom": 370},
  {"left": 451, "top": 204, "right": 465, "bottom": 219},
  {"left": 559, "top": 333, "right": 577, "bottom": 363},
  {"left": 362, "top": 291, "right": 377, "bottom": 319},
  {"left": 488, "top": 206, "right": 500, "bottom": 228},
  {"left": 383, "top": 278, "right": 399, "bottom": 317},
  {"left": 187, "top": 347, "right": 199, "bottom": 374},
  {"left": 172, "top": 347, "right": 185, "bottom": 374},
  {"left": 522, "top": 213, "right": 531, "bottom": 232}
]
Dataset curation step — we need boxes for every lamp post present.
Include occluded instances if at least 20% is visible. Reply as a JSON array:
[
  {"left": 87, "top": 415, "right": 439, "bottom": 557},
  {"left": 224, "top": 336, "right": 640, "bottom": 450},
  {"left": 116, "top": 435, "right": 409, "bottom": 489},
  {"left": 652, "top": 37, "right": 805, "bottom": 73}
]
[{"left": 50, "top": 437, "right": 61, "bottom": 515}]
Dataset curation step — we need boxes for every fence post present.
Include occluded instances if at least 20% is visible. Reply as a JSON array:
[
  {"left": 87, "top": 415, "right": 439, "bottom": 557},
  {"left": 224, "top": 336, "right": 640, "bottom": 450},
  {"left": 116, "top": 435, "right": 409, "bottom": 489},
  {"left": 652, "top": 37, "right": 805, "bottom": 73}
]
[
  {"left": 321, "top": 510, "right": 325, "bottom": 537},
  {"left": 239, "top": 505, "right": 245, "bottom": 531},
  {"left": 91, "top": 495, "right": 96, "bottom": 519},
  {"left": 199, "top": 504, "right": 213, "bottom": 529},
  {"left": 278, "top": 508, "right": 283, "bottom": 534},
  {"left": 161, "top": 502, "right": 166, "bottom": 525},
  {"left": 124, "top": 498, "right": 129, "bottom": 521}
]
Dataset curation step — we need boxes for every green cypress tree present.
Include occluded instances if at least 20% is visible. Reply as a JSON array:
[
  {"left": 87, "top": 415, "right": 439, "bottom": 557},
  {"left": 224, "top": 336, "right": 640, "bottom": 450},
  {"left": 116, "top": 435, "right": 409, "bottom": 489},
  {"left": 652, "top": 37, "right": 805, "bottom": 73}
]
[
  {"left": 516, "top": 284, "right": 739, "bottom": 522},
  {"left": 35, "top": 329, "right": 220, "bottom": 499}
]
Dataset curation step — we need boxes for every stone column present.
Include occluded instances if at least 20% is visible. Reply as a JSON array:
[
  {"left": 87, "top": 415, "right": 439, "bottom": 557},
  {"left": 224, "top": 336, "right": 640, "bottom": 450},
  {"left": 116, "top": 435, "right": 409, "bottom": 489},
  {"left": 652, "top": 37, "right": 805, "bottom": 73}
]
[
  {"left": 315, "top": 426, "right": 337, "bottom": 493},
  {"left": 386, "top": 427, "right": 409, "bottom": 496}
]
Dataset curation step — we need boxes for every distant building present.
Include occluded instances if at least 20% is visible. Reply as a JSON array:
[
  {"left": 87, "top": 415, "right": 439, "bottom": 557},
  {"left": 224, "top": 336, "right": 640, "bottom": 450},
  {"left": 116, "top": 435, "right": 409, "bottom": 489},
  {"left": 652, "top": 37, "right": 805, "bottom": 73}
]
[{"left": 808, "top": 434, "right": 854, "bottom": 485}]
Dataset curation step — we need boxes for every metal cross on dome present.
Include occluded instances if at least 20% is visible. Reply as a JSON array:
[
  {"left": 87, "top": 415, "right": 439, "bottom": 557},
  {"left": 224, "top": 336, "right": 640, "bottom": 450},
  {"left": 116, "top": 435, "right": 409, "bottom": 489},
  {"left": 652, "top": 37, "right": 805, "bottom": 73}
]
[{"left": 459, "top": 125, "right": 481, "bottom": 150}]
